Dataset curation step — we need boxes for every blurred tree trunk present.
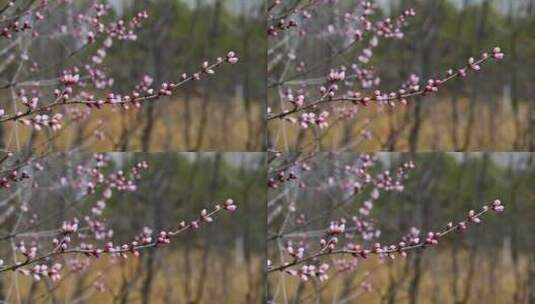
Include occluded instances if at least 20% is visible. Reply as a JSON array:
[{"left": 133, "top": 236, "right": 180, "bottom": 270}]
[
  {"left": 0, "top": 121, "right": 3, "bottom": 150},
  {"left": 239, "top": 0, "right": 257, "bottom": 151},
  {"left": 118, "top": 111, "right": 144, "bottom": 151},
  {"left": 190, "top": 154, "right": 221, "bottom": 303},
  {"left": 409, "top": 0, "right": 441, "bottom": 152},
  {"left": 44, "top": 280, "right": 58, "bottom": 304},
  {"left": 450, "top": 0, "right": 469, "bottom": 151},
  {"left": 383, "top": 190, "right": 412, "bottom": 304},
  {"left": 384, "top": 260, "right": 410, "bottom": 304},
  {"left": 240, "top": 157, "right": 258, "bottom": 302},
  {"left": 141, "top": 158, "right": 171, "bottom": 304},
  {"left": 451, "top": 155, "right": 468, "bottom": 302},
  {"left": 22, "top": 281, "right": 37, "bottom": 304},
  {"left": 530, "top": 2, "right": 535, "bottom": 151},
  {"left": 71, "top": 276, "right": 85, "bottom": 304},
  {"left": 385, "top": 101, "right": 412, "bottom": 151},
  {"left": 140, "top": 0, "right": 158, "bottom": 152},
  {"left": 183, "top": 0, "right": 202, "bottom": 149},
  {"left": 182, "top": 155, "right": 201, "bottom": 302},
  {"left": 408, "top": 232, "right": 424, "bottom": 303},
  {"left": 408, "top": 155, "right": 441, "bottom": 304},
  {"left": 195, "top": 0, "right": 224, "bottom": 150},
  {"left": 462, "top": 0, "right": 489, "bottom": 150},
  {"left": 183, "top": 246, "right": 194, "bottom": 301},
  {"left": 407, "top": 154, "right": 444, "bottom": 304},
  {"left": 507, "top": 157, "right": 523, "bottom": 303},
  {"left": 72, "top": 119, "right": 89, "bottom": 149},
  {"left": 340, "top": 274, "right": 356, "bottom": 302},
  {"left": 291, "top": 282, "right": 305, "bottom": 303},
  {"left": 459, "top": 235, "right": 478, "bottom": 304},
  {"left": 530, "top": 255, "right": 535, "bottom": 304},
  {"left": 117, "top": 36, "right": 132, "bottom": 151},
  {"left": 459, "top": 154, "right": 488, "bottom": 303},
  {"left": 218, "top": 252, "right": 231, "bottom": 300},
  {"left": 163, "top": 261, "right": 175, "bottom": 304},
  {"left": 191, "top": 239, "right": 211, "bottom": 303},
  {"left": 487, "top": 248, "right": 499, "bottom": 301},
  {"left": 118, "top": 258, "right": 144, "bottom": 304},
  {"left": 294, "top": 129, "right": 306, "bottom": 151},
  {"left": 506, "top": 1, "right": 522, "bottom": 149},
  {"left": 141, "top": 3, "right": 172, "bottom": 152},
  {"left": 531, "top": 103, "right": 535, "bottom": 151},
  {"left": 141, "top": 102, "right": 157, "bottom": 151}
]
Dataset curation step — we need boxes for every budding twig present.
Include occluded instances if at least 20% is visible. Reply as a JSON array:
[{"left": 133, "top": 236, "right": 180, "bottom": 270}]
[{"left": 269, "top": 200, "right": 504, "bottom": 278}]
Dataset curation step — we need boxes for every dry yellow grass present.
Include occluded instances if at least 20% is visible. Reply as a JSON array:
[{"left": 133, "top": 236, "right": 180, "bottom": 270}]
[
  {"left": 2, "top": 248, "right": 264, "bottom": 303},
  {"left": 3, "top": 97, "right": 264, "bottom": 152},
  {"left": 269, "top": 98, "right": 532, "bottom": 151},
  {"left": 269, "top": 247, "right": 528, "bottom": 303}
]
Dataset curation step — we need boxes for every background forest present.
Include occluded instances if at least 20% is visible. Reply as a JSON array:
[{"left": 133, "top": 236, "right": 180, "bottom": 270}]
[
  {"left": 268, "top": 0, "right": 535, "bottom": 151},
  {"left": 0, "top": 0, "right": 266, "bottom": 151},
  {"left": 0, "top": 153, "right": 266, "bottom": 303},
  {"left": 268, "top": 152, "right": 535, "bottom": 303}
]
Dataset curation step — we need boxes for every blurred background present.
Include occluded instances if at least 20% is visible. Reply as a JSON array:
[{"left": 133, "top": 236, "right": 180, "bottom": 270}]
[
  {"left": 0, "top": 152, "right": 266, "bottom": 303},
  {"left": 370, "top": 0, "right": 535, "bottom": 151},
  {"left": 268, "top": 152, "right": 535, "bottom": 303},
  {"left": 0, "top": 0, "right": 266, "bottom": 151},
  {"left": 268, "top": 0, "right": 535, "bottom": 151}
]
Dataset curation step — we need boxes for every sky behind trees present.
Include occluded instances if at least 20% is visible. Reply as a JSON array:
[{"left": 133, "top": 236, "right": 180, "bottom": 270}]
[
  {"left": 375, "top": 0, "right": 529, "bottom": 13},
  {"left": 108, "top": 0, "right": 259, "bottom": 14}
]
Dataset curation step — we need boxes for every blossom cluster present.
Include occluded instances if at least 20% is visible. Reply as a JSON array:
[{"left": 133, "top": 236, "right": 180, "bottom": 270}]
[
  {"left": 267, "top": 0, "right": 504, "bottom": 149},
  {"left": 0, "top": 153, "right": 238, "bottom": 285},
  {"left": 268, "top": 154, "right": 505, "bottom": 287},
  {"left": 0, "top": 199, "right": 237, "bottom": 281},
  {"left": 0, "top": 1, "right": 239, "bottom": 146},
  {"left": 0, "top": 153, "right": 45, "bottom": 189},
  {"left": 272, "top": 195, "right": 503, "bottom": 283}
]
